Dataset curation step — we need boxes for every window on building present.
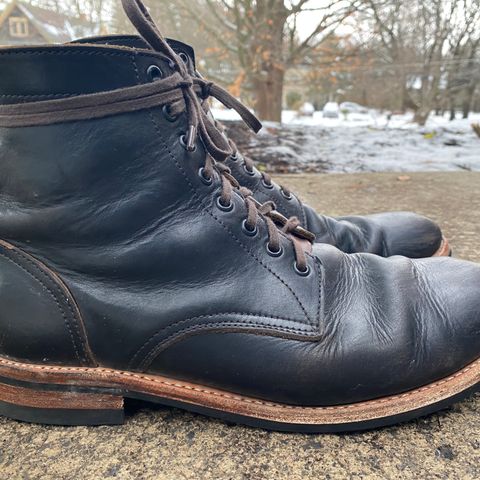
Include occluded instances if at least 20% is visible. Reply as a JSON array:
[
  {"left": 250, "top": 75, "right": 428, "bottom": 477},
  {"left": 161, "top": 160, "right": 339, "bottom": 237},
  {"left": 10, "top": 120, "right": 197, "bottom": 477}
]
[{"left": 9, "top": 17, "right": 29, "bottom": 38}]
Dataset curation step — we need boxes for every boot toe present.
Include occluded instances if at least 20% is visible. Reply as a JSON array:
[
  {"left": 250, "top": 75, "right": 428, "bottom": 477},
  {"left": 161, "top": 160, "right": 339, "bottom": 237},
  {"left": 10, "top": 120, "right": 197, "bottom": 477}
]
[
  {"left": 309, "top": 209, "right": 445, "bottom": 258},
  {"left": 310, "top": 246, "right": 480, "bottom": 405},
  {"left": 367, "top": 211, "right": 443, "bottom": 257}
]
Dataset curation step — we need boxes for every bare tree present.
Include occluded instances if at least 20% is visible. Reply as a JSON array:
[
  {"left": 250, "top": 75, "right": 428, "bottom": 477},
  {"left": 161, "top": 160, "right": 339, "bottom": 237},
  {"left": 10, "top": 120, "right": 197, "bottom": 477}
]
[
  {"left": 445, "top": 1, "right": 480, "bottom": 119},
  {"left": 355, "top": 0, "right": 480, "bottom": 125},
  {"left": 71, "top": 0, "right": 111, "bottom": 24},
  {"left": 352, "top": 0, "right": 412, "bottom": 111},
  {"left": 20, "top": 0, "right": 113, "bottom": 25}
]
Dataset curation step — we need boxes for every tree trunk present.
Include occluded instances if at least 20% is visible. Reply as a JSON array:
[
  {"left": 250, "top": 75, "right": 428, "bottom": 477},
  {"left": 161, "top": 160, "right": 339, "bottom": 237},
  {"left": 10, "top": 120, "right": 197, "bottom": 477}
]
[
  {"left": 413, "top": 72, "right": 441, "bottom": 126},
  {"left": 252, "top": 67, "right": 285, "bottom": 122},
  {"left": 413, "top": 105, "right": 431, "bottom": 126},
  {"left": 447, "top": 92, "right": 456, "bottom": 121},
  {"left": 246, "top": 3, "right": 288, "bottom": 123},
  {"left": 399, "top": 72, "right": 409, "bottom": 112},
  {"left": 462, "top": 84, "right": 476, "bottom": 119},
  {"left": 450, "top": 107, "right": 456, "bottom": 121}
]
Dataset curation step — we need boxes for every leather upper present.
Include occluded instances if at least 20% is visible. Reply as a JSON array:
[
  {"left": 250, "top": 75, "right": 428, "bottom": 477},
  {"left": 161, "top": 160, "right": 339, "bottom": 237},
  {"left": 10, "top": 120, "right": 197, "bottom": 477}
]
[{"left": 0, "top": 41, "right": 478, "bottom": 407}]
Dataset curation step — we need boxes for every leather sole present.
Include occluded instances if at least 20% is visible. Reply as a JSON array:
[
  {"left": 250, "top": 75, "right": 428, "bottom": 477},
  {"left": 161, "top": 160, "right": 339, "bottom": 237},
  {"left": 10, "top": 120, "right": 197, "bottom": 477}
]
[
  {"left": 433, "top": 237, "right": 452, "bottom": 257},
  {"left": 0, "top": 356, "right": 478, "bottom": 432}
]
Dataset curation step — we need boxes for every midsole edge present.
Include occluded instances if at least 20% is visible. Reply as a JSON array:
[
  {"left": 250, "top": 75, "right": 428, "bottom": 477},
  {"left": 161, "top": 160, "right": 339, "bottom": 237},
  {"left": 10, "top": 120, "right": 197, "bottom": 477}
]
[{"left": 0, "top": 355, "right": 478, "bottom": 425}]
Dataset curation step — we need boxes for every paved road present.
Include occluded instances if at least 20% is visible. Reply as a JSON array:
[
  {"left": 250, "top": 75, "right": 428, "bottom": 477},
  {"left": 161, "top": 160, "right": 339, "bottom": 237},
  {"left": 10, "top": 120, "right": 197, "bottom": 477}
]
[{"left": 1, "top": 172, "right": 479, "bottom": 479}]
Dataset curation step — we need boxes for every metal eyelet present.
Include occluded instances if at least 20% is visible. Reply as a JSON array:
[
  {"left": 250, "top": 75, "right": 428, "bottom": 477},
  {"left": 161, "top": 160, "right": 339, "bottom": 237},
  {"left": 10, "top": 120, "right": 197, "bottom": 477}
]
[
  {"left": 198, "top": 168, "right": 213, "bottom": 186},
  {"left": 294, "top": 262, "right": 311, "bottom": 277},
  {"left": 281, "top": 189, "right": 293, "bottom": 200},
  {"left": 243, "top": 164, "right": 255, "bottom": 176},
  {"left": 216, "top": 196, "right": 234, "bottom": 212},
  {"left": 147, "top": 65, "right": 163, "bottom": 82},
  {"left": 180, "top": 134, "right": 197, "bottom": 152},
  {"left": 162, "top": 105, "right": 178, "bottom": 123},
  {"left": 261, "top": 178, "right": 274, "bottom": 190},
  {"left": 230, "top": 152, "right": 240, "bottom": 162},
  {"left": 242, "top": 219, "right": 258, "bottom": 237},
  {"left": 178, "top": 52, "right": 189, "bottom": 64},
  {"left": 266, "top": 243, "right": 283, "bottom": 257}
]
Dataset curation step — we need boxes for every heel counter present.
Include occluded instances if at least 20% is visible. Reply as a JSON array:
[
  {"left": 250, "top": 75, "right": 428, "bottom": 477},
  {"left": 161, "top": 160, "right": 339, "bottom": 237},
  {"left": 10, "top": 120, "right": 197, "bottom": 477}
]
[{"left": 0, "top": 240, "right": 96, "bottom": 367}]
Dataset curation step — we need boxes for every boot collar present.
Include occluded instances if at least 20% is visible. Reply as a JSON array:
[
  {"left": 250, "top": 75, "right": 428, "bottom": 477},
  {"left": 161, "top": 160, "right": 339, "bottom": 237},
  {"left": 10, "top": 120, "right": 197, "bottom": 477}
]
[{"left": 72, "top": 34, "right": 197, "bottom": 71}]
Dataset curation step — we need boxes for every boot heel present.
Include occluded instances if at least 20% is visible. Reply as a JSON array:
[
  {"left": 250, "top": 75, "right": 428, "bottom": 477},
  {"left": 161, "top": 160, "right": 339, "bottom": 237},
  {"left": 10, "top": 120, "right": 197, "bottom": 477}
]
[{"left": 0, "top": 380, "right": 124, "bottom": 426}]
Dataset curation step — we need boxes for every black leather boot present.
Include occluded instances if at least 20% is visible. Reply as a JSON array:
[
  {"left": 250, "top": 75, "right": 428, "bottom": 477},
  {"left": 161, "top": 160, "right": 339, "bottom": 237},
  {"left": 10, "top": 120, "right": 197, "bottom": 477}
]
[
  {"left": 74, "top": 33, "right": 449, "bottom": 259},
  {"left": 0, "top": 0, "right": 477, "bottom": 432}
]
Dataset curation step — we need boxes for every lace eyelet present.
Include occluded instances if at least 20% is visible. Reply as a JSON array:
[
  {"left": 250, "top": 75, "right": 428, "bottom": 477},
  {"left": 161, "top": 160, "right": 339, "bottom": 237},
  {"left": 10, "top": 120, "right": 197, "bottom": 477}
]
[
  {"left": 243, "top": 164, "right": 255, "bottom": 176},
  {"left": 281, "top": 189, "right": 293, "bottom": 200},
  {"left": 266, "top": 243, "right": 283, "bottom": 257},
  {"left": 294, "top": 262, "right": 311, "bottom": 277},
  {"left": 162, "top": 105, "right": 178, "bottom": 123},
  {"left": 261, "top": 178, "right": 274, "bottom": 190},
  {"left": 230, "top": 152, "right": 240, "bottom": 162},
  {"left": 216, "top": 196, "right": 234, "bottom": 212},
  {"left": 198, "top": 168, "right": 213, "bottom": 186},
  {"left": 242, "top": 220, "right": 258, "bottom": 237},
  {"left": 147, "top": 65, "right": 163, "bottom": 82},
  {"left": 180, "top": 134, "right": 196, "bottom": 152},
  {"left": 178, "top": 52, "right": 189, "bottom": 64}
]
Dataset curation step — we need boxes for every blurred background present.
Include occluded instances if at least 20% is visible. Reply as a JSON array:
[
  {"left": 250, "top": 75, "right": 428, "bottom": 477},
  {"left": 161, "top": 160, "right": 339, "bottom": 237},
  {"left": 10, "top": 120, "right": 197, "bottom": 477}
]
[{"left": 0, "top": 0, "right": 479, "bottom": 173}]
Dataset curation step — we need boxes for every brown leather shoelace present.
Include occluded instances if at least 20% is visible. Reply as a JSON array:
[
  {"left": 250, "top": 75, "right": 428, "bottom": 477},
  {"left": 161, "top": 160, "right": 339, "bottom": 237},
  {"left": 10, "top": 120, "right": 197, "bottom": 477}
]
[{"left": 0, "top": 0, "right": 314, "bottom": 272}]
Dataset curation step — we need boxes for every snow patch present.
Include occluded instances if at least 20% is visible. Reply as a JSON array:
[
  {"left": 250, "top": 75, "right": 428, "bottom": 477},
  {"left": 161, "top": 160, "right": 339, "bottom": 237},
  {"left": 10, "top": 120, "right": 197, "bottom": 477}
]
[{"left": 214, "top": 109, "right": 480, "bottom": 173}]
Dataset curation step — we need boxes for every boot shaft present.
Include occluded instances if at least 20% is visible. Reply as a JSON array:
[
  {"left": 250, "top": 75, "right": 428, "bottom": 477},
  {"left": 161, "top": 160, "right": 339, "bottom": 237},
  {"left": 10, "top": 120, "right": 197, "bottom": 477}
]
[{"left": 0, "top": 45, "right": 202, "bottom": 248}]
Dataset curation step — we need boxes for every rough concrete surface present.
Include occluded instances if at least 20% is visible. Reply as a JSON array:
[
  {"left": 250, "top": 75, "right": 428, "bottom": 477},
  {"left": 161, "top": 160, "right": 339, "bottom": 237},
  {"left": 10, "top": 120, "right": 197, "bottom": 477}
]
[{"left": 0, "top": 172, "right": 479, "bottom": 480}]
